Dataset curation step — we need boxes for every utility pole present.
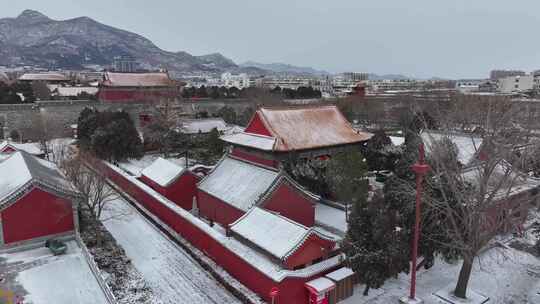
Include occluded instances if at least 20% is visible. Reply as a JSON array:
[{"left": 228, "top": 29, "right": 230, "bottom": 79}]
[{"left": 400, "top": 143, "right": 430, "bottom": 304}]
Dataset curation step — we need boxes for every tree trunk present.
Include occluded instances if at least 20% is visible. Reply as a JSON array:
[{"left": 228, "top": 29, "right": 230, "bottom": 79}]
[
  {"left": 363, "top": 284, "right": 370, "bottom": 296},
  {"left": 454, "top": 257, "right": 473, "bottom": 299},
  {"left": 94, "top": 221, "right": 103, "bottom": 247}
]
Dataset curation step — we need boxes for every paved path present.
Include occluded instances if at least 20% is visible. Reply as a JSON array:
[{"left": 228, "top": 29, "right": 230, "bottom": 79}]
[{"left": 101, "top": 195, "right": 241, "bottom": 304}]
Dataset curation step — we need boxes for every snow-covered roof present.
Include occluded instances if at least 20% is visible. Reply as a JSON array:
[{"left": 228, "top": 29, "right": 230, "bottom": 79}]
[
  {"left": 390, "top": 136, "right": 405, "bottom": 146},
  {"left": 0, "top": 141, "right": 43, "bottom": 155},
  {"left": 325, "top": 267, "right": 354, "bottom": 281},
  {"left": 305, "top": 277, "right": 335, "bottom": 293},
  {"left": 315, "top": 203, "right": 347, "bottom": 236},
  {"left": 0, "top": 151, "right": 77, "bottom": 208},
  {"left": 230, "top": 207, "right": 335, "bottom": 261},
  {"left": 248, "top": 106, "right": 373, "bottom": 151},
  {"left": 18, "top": 72, "right": 68, "bottom": 82},
  {"left": 198, "top": 156, "right": 279, "bottom": 211},
  {"left": 461, "top": 162, "right": 540, "bottom": 200},
  {"left": 106, "top": 161, "right": 344, "bottom": 282},
  {"left": 141, "top": 157, "right": 186, "bottom": 187},
  {"left": 223, "top": 125, "right": 245, "bottom": 136},
  {"left": 102, "top": 72, "right": 173, "bottom": 87},
  {"left": 220, "top": 132, "right": 276, "bottom": 151},
  {"left": 421, "top": 131, "right": 483, "bottom": 166},
  {"left": 178, "top": 118, "right": 228, "bottom": 134},
  {"left": 53, "top": 86, "right": 99, "bottom": 97},
  {"left": 0, "top": 71, "right": 9, "bottom": 83}
]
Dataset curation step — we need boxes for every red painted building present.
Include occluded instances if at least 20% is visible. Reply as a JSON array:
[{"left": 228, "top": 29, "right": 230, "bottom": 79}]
[
  {"left": 98, "top": 72, "right": 178, "bottom": 103},
  {"left": 0, "top": 140, "right": 44, "bottom": 158},
  {"left": 100, "top": 161, "right": 343, "bottom": 304},
  {"left": 230, "top": 207, "right": 336, "bottom": 270},
  {"left": 100, "top": 105, "right": 372, "bottom": 303},
  {"left": 139, "top": 157, "right": 199, "bottom": 210},
  {"left": 0, "top": 151, "right": 79, "bottom": 249},
  {"left": 222, "top": 105, "right": 373, "bottom": 160},
  {"left": 197, "top": 155, "right": 318, "bottom": 227}
]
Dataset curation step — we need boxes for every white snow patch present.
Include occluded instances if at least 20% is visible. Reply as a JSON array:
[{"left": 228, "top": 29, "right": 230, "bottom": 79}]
[
  {"left": 13, "top": 242, "right": 109, "bottom": 304},
  {"left": 390, "top": 136, "right": 405, "bottom": 146},
  {"left": 342, "top": 243, "right": 540, "bottom": 304}
]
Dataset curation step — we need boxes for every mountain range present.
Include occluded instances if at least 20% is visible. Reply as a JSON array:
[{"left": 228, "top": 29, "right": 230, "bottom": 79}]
[{"left": 0, "top": 10, "right": 415, "bottom": 79}]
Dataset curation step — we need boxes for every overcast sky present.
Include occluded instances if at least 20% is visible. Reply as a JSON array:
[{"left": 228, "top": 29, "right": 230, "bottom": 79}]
[{"left": 3, "top": 1, "right": 540, "bottom": 79}]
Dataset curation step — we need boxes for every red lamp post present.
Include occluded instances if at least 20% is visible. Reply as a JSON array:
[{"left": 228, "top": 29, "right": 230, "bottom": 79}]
[
  {"left": 269, "top": 287, "right": 279, "bottom": 304},
  {"left": 403, "top": 144, "right": 430, "bottom": 303}
]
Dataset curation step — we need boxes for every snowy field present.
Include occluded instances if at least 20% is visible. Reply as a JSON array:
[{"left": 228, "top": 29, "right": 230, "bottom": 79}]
[
  {"left": 342, "top": 240, "right": 540, "bottom": 304},
  {"left": 0, "top": 241, "right": 109, "bottom": 304},
  {"left": 101, "top": 195, "right": 241, "bottom": 304}
]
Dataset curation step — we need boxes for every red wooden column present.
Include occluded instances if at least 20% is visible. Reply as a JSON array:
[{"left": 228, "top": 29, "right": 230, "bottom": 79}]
[{"left": 402, "top": 144, "right": 430, "bottom": 303}]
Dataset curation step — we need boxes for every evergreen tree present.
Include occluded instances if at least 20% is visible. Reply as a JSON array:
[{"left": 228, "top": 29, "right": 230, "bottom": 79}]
[
  {"left": 326, "top": 150, "right": 367, "bottom": 203},
  {"left": 77, "top": 107, "right": 99, "bottom": 149},
  {"left": 365, "top": 130, "right": 400, "bottom": 171},
  {"left": 207, "top": 127, "right": 224, "bottom": 156},
  {"left": 228, "top": 86, "right": 240, "bottom": 97},
  {"left": 326, "top": 151, "right": 408, "bottom": 295},
  {"left": 196, "top": 85, "right": 208, "bottom": 98},
  {"left": 394, "top": 130, "right": 421, "bottom": 180},
  {"left": 209, "top": 86, "right": 220, "bottom": 99},
  {"left": 91, "top": 112, "right": 143, "bottom": 162},
  {"left": 345, "top": 190, "right": 410, "bottom": 295},
  {"left": 217, "top": 106, "right": 237, "bottom": 124}
]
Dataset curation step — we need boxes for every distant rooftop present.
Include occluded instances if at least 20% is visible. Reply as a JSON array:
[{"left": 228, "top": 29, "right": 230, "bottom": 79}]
[
  {"left": 19, "top": 72, "right": 68, "bottom": 82},
  {"left": 101, "top": 72, "right": 173, "bottom": 87},
  {"left": 178, "top": 118, "right": 228, "bottom": 134},
  {"left": 222, "top": 105, "right": 373, "bottom": 152}
]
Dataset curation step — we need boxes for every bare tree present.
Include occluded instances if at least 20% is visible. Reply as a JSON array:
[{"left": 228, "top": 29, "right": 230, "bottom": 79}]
[
  {"left": 61, "top": 153, "right": 125, "bottom": 245},
  {"left": 417, "top": 97, "right": 540, "bottom": 299},
  {"left": 144, "top": 96, "right": 184, "bottom": 157},
  {"left": 25, "top": 111, "right": 66, "bottom": 159}
]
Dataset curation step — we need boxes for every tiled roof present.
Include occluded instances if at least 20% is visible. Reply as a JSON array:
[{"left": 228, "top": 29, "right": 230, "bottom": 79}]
[
  {"left": 141, "top": 157, "right": 185, "bottom": 187},
  {"left": 18, "top": 72, "right": 68, "bottom": 81},
  {"left": 178, "top": 118, "right": 228, "bottom": 134},
  {"left": 230, "top": 207, "right": 335, "bottom": 261},
  {"left": 249, "top": 105, "right": 372, "bottom": 151},
  {"left": 101, "top": 72, "right": 173, "bottom": 87},
  {"left": 198, "top": 156, "right": 279, "bottom": 212},
  {"left": 220, "top": 132, "right": 276, "bottom": 151},
  {"left": 0, "top": 141, "right": 43, "bottom": 155},
  {"left": 0, "top": 151, "right": 78, "bottom": 208}
]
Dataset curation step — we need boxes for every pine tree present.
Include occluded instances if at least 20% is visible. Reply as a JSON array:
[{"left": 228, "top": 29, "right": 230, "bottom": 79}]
[
  {"left": 207, "top": 127, "right": 224, "bottom": 156},
  {"left": 77, "top": 107, "right": 99, "bottom": 149},
  {"left": 345, "top": 193, "right": 410, "bottom": 295}
]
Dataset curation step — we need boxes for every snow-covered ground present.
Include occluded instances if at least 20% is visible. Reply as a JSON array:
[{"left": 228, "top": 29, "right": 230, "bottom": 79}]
[
  {"left": 0, "top": 241, "right": 109, "bottom": 304},
  {"left": 100, "top": 195, "right": 241, "bottom": 304},
  {"left": 342, "top": 240, "right": 540, "bottom": 304}
]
